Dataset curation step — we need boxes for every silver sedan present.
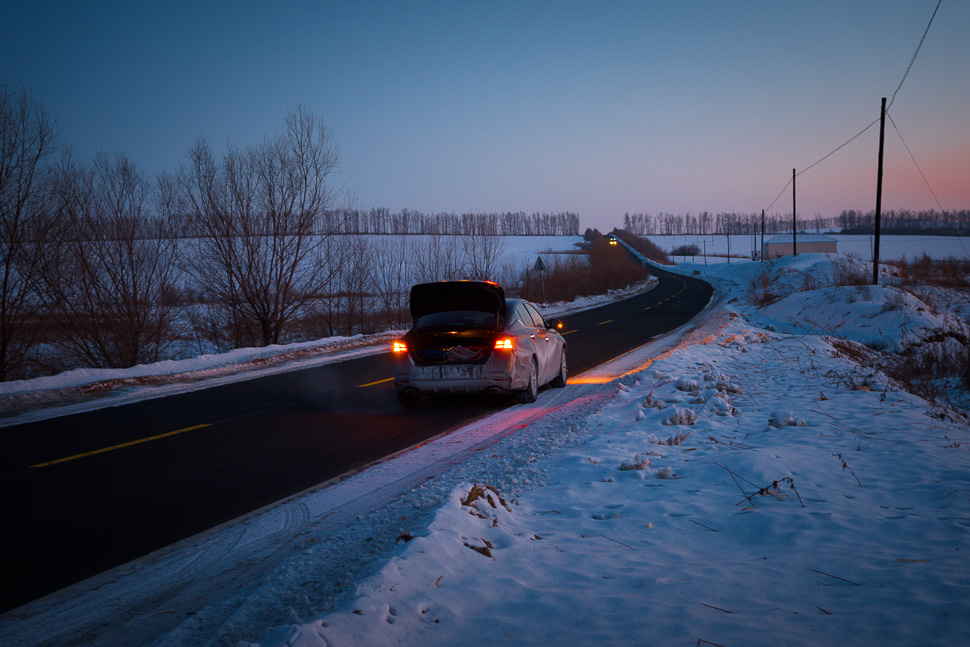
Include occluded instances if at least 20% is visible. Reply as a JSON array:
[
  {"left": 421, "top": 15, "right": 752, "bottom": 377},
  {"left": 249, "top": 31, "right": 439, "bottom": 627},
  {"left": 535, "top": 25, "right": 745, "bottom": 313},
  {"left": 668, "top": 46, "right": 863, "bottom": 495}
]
[{"left": 393, "top": 281, "right": 567, "bottom": 406}]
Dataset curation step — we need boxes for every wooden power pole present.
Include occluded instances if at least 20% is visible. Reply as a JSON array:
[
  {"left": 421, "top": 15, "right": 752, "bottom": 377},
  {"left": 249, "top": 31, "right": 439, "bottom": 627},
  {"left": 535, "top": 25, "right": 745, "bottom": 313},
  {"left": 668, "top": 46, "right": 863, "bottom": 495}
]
[
  {"left": 760, "top": 209, "right": 765, "bottom": 262},
  {"left": 873, "top": 97, "right": 886, "bottom": 285},
  {"left": 792, "top": 168, "right": 797, "bottom": 255}
]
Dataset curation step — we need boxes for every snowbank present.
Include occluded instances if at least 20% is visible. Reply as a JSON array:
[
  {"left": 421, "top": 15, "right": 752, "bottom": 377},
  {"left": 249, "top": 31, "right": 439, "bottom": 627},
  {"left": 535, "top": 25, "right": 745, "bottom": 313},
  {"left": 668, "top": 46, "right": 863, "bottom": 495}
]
[{"left": 252, "top": 308, "right": 970, "bottom": 647}]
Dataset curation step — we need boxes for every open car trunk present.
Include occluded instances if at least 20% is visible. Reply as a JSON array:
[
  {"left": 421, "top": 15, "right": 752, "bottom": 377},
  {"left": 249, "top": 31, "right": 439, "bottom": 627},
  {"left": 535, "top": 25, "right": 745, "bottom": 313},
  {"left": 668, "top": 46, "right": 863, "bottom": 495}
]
[{"left": 406, "top": 281, "right": 507, "bottom": 365}]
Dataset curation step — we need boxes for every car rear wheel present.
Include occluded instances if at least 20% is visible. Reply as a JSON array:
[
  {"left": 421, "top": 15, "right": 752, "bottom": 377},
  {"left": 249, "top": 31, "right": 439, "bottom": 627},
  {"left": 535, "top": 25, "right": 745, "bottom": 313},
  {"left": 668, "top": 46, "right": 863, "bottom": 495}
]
[
  {"left": 518, "top": 358, "right": 539, "bottom": 403},
  {"left": 551, "top": 349, "right": 567, "bottom": 388},
  {"left": 397, "top": 391, "right": 420, "bottom": 408}
]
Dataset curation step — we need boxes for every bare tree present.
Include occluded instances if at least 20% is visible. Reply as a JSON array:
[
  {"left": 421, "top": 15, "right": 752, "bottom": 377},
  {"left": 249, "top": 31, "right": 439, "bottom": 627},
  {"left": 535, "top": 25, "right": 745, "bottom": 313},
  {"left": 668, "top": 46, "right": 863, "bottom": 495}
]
[
  {"left": 460, "top": 227, "right": 507, "bottom": 281},
  {"left": 339, "top": 234, "right": 374, "bottom": 334},
  {"left": 412, "top": 235, "right": 462, "bottom": 284},
  {"left": 371, "top": 235, "right": 413, "bottom": 330},
  {"left": 0, "top": 84, "right": 58, "bottom": 380},
  {"left": 42, "top": 153, "right": 178, "bottom": 368},
  {"left": 180, "top": 106, "right": 341, "bottom": 347}
]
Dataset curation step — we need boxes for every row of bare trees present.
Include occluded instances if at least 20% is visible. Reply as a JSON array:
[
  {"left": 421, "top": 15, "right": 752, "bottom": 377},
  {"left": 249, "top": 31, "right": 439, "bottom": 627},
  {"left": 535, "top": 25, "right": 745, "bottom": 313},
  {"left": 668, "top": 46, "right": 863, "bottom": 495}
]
[
  {"left": 321, "top": 208, "right": 580, "bottom": 236},
  {"left": 1, "top": 84, "right": 540, "bottom": 381},
  {"left": 0, "top": 106, "right": 191, "bottom": 378},
  {"left": 837, "top": 209, "right": 970, "bottom": 235},
  {"left": 0, "top": 85, "right": 352, "bottom": 380},
  {"left": 623, "top": 211, "right": 833, "bottom": 237},
  {"left": 624, "top": 208, "right": 970, "bottom": 238}
]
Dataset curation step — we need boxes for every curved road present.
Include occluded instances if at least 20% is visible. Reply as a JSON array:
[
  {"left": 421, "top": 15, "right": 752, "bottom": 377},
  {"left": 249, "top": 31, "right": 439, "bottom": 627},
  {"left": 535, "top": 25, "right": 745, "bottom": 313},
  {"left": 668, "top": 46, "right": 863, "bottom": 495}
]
[{"left": 0, "top": 262, "right": 712, "bottom": 613}]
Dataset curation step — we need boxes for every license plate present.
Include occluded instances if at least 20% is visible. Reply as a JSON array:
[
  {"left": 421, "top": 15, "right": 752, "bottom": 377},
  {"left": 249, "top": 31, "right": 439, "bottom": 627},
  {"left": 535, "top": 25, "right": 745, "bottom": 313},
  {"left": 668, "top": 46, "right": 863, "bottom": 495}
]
[{"left": 416, "top": 365, "right": 485, "bottom": 379}]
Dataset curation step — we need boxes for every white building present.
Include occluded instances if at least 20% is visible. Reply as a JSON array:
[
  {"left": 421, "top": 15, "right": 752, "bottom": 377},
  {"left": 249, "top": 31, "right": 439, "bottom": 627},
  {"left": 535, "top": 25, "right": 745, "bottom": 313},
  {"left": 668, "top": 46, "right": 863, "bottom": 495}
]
[{"left": 762, "top": 234, "right": 837, "bottom": 260}]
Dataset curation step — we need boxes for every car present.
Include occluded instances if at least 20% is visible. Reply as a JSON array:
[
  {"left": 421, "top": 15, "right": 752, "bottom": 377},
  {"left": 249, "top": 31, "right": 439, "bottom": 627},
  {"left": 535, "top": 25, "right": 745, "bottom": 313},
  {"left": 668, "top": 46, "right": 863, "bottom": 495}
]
[{"left": 392, "top": 280, "right": 567, "bottom": 406}]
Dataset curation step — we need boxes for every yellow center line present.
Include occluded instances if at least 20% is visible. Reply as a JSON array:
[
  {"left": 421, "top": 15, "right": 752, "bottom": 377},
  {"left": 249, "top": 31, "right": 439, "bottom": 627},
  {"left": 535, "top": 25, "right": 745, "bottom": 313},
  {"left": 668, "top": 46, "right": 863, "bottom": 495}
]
[
  {"left": 598, "top": 320, "right": 613, "bottom": 325},
  {"left": 357, "top": 376, "right": 395, "bottom": 388},
  {"left": 562, "top": 329, "right": 577, "bottom": 335},
  {"left": 30, "top": 423, "right": 213, "bottom": 469},
  {"left": 643, "top": 306, "right": 652, "bottom": 310}
]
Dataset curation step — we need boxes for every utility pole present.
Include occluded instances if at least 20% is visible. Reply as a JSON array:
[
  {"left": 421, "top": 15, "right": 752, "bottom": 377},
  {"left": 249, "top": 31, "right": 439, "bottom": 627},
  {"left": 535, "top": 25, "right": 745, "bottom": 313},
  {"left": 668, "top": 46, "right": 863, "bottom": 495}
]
[
  {"left": 792, "top": 168, "right": 797, "bottom": 255},
  {"left": 760, "top": 209, "right": 765, "bottom": 262},
  {"left": 873, "top": 97, "right": 886, "bottom": 285},
  {"left": 534, "top": 256, "right": 546, "bottom": 301}
]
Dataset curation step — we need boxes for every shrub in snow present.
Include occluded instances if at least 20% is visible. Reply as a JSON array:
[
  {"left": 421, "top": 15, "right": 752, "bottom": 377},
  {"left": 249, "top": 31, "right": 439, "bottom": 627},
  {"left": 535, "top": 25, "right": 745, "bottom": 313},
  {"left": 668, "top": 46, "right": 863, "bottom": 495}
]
[
  {"left": 675, "top": 377, "right": 699, "bottom": 392},
  {"left": 654, "top": 466, "right": 676, "bottom": 479},
  {"left": 643, "top": 391, "right": 667, "bottom": 409},
  {"left": 653, "top": 430, "right": 692, "bottom": 445},
  {"left": 716, "top": 380, "right": 742, "bottom": 394},
  {"left": 710, "top": 396, "right": 735, "bottom": 416},
  {"left": 662, "top": 409, "right": 697, "bottom": 426},
  {"left": 460, "top": 484, "right": 511, "bottom": 519},
  {"left": 618, "top": 454, "right": 651, "bottom": 471},
  {"left": 768, "top": 411, "right": 807, "bottom": 429},
  {"left": 635, "top": 409, "right": 647, "bottom": 421}
]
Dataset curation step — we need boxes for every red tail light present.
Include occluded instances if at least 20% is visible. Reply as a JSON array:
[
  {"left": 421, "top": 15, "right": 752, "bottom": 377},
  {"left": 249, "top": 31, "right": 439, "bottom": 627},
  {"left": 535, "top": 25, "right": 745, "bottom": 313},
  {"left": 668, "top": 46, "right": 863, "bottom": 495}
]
[
  {"left": 392, "top": 341, "right": 408, "bottom": 353},
  {"left": 494, "top": 338, "right": 514, "bottom": 350}
]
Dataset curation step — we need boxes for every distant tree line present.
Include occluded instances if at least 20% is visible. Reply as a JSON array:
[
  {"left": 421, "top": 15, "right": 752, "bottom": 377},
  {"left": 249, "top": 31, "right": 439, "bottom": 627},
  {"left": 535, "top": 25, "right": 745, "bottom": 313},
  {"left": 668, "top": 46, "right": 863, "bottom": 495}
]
[
  {"left": 321, "top": 208, "right": 580, "bottom": 237},
  {"left": 623, "top": 211, "right": 823, "bottom": 237},
  {"left": 837, "top": 209, "right": 970, "bottom": 235},
  {"left": 624, "top": 209, "right": 970, "bottom": 237}
]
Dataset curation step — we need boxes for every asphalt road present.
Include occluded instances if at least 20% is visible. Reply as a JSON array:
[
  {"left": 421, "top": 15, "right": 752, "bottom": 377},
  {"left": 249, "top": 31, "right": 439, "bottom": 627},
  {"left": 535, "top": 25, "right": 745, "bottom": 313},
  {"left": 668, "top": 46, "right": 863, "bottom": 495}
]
[{"left": 0, "top": 263, "right": 712, "bottom": 613}]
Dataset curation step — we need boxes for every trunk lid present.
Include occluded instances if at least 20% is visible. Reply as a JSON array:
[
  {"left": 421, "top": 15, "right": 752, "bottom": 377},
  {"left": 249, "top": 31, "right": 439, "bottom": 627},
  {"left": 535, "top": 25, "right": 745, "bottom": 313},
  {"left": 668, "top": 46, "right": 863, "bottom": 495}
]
[{"left": 409, "top": 281, "right": 506, "bottom": 327}]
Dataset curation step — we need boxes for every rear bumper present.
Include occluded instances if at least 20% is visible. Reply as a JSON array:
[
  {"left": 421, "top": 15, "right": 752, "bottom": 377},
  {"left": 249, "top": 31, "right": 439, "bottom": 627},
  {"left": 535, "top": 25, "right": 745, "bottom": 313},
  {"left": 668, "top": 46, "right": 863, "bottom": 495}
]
[{"left": 394, "top": 356, "right": 517, "bottom": 394}]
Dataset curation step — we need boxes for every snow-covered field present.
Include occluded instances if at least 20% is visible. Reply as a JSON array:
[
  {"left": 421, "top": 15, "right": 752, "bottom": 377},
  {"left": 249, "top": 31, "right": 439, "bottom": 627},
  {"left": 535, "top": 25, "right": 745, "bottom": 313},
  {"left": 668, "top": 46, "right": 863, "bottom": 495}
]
[
  {"left": 2, "top": 250, "right": 969, "bottom": 647},
  {"left": 657, "top": 233, "right": 970, "bottom": 263}
]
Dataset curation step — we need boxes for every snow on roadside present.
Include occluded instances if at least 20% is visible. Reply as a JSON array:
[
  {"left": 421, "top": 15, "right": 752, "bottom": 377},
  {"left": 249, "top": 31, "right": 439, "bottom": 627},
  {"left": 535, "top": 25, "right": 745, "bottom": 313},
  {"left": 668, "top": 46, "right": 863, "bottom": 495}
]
[
  {"left": 761, "top": 285, "right": 950, "bottom": 352},
  {"left": 241, "top": 256, "right": 970, "bottom": 647}
]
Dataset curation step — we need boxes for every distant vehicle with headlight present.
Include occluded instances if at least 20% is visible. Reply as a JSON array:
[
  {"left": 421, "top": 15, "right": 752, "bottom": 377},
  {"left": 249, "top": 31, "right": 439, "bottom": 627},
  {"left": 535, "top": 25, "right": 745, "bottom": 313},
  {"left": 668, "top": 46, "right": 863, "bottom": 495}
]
[{"left": 392, "top": 281, "right": 567, "bottom": 406}]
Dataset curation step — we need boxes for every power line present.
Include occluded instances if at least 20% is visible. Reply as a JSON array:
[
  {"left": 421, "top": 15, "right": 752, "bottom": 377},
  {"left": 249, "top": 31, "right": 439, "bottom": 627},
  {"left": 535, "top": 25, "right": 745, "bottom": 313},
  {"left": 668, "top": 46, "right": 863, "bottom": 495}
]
[
  {"left": 886, "top": 110, "right": 945, "bottom": 213},
  {"left": 760, "top": 0, "right": 943, "bottom": 214},
  {"left": 889, "top": 0, "right": 942, "bottom": 110},
  {"left": 886, "top": 109, "right": 968, "bottom": 257},
  {"left": 762, "top": 118, "right": 879, "bottom": 213},
  {"left": 763, "top": 178, "right": 792, "bottom": 213},
  {"left": 797, "top": 118, "right": 881, "bottom": 179}
]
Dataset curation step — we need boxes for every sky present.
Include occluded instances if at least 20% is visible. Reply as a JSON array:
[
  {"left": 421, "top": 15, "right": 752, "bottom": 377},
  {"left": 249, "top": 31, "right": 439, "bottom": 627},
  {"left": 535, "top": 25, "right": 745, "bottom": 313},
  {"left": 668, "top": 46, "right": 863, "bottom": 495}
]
[{"left": 2, "top": 0, "right": 967, "bottom": 232}]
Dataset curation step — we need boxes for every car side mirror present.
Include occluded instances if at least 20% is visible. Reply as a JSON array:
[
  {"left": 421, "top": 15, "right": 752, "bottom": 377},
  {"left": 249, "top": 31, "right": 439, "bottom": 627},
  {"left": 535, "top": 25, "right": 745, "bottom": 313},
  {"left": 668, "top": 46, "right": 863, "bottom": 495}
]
[{"left": 547, "top": 318, "right": 564, "bottom": 331}]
